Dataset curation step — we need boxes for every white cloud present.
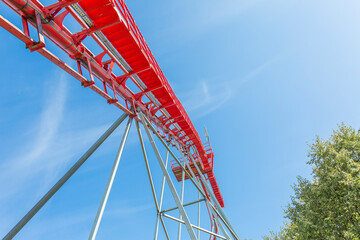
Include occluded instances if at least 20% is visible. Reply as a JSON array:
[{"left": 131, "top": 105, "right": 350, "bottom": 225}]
[
  {"left": 0, "top": 68, "right": 157, "bottom": 238},
  {"left": 0, "top": 73, "right": 113, "bottom": 201},
  {"left": 181, "top": 55, "right": 281, "bottom": 119},
  {"left": 0, "top": 74, "right": 67, "bottom": 199},
  {"left": 181, "top": 80, "right": 232, "bottom": 119}
]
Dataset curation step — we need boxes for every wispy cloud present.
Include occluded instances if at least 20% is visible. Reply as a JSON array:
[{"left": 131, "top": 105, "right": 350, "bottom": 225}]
[
  {"left": 181, "top": 80, "right": 232, "bottom": 119},
  {"left": 0, "top": 74, "right": 67, "bottom": 199},
  {"left": 0, "top": 72, "right": 153, "bottom": 237},
  {"left": 181, "top": 55, "right": 282, "bottom": 119},
  {"left": 0, "top": 73, "right": 112, "bottom": 202},
  {"left": 237, "top": 56, "right": 281, "bottom": 87}
]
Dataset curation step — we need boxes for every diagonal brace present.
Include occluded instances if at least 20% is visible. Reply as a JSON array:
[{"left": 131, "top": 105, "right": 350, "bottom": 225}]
[
  {"left": 141, "top": 114, "right": 238, "bottom": 240},
  {"left": 2, "top": 113, "right": 128, "bottom": 240},
  {"left": 162, "top": 214, "right": 226, "bottom": 240},
  {"left": 161, "top": 198, "right": 205, "bottom": 214},
  {"left": 88, "top": 117, "right": 133, "bottom": 240},
  {"left": 138, "top": 112, "right": 198, "bottom": 240}
]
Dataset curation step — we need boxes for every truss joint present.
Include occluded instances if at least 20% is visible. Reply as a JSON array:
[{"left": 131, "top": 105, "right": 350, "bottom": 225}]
[{"left": 81, "top": 80, "right": 95, "bottom": 87}]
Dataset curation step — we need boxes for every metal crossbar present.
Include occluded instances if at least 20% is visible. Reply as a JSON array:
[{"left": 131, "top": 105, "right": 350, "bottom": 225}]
[
  {"left": 162, "top": 214, "right": 226, "bottom": 240},
  {"left": 161, "top": 199, "right": 206, "bottom": 214},
  {"left": 0, "top": 0, "right": 240, "bottom": 237}
]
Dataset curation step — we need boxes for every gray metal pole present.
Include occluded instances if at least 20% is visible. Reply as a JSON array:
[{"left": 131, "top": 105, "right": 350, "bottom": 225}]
[
  {"left": 141, "top": 115, "right": 238, "bottom": 239},
  {"left": 162, "top": 214, "right": 226, "bottom": 240},
  {"left": 159, "top": 216, "right": 170, "bottom": 240},
  {"left": 183, "top": 160, "right": 234, "bottom": 240},
  {"left": 190, "top": 173, "right": 235, "bottom": 240},
  {"left": 140, "top": 116, "right": 208, "bottom": 196},
  {"left": 138, "top": 112, "right": 198, "bottom": 240},
  {"left": 136, "top": 121, "right": 159, "bottom": 211},
  {"left": 161, "top": 198, "right": 205, "bottom": 213},
  {"left": 197, "top": 191, "right": 201, "bottom": 240},
  {"left": 2, "top": 113, "right": 128, "bottom": 240},
  {"left": 188, "top": 152, "right": 239, "bottom": 240},
  {"left": 154, "top": 150, "right": 169, "bottom": 240},
  {"left": 177, "top": 156, "right": 186, "bottom": 240},
  {"left": 88, "top": 117, "right": 133, "bottom": 240},
  {"left": 136, "top": 121, "right": 169, "bottom": 240},
  {"left": 185, "top": 161, "right": 233, "bottom": 240},
  {"left": 173, "top": 142, "right": 238, "bottom": 240},
  {"left": 212, "top": 213, "right": 232, "bottom": 240}
]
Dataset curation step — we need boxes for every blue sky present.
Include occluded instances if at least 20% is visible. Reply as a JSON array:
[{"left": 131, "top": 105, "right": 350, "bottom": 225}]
[{"left": 1, "top": 0, "right": 360, "bottom": 239}]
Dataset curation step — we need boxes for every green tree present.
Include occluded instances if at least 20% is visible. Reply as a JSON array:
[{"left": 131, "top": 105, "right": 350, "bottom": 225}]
[{"left": 265, "top": 124, "right": 360, "bottom": 240}]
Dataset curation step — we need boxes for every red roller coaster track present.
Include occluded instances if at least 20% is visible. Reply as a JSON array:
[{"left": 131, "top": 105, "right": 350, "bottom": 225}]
[{"left": 0, "top": 0, "right": 224, "bottom": 207}]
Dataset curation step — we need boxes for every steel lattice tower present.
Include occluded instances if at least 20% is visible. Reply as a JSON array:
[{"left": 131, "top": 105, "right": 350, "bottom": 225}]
[{"left": 0, "top": 0, "right": 239, "bottom": 239}]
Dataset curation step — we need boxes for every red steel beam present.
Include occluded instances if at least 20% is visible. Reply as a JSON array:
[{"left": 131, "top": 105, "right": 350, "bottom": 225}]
[{"left": 0, "top": 0, "right": 225, "bottom": 206}]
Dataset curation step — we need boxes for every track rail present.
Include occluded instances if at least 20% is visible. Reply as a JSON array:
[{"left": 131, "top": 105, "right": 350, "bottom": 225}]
[{"left": 0, "top": 0, "right": 224, "bottom": 207}]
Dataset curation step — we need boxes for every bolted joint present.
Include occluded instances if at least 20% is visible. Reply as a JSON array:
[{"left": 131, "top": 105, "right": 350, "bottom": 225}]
[
  {"left": 107, "top": 98, "right": 118, "bottom": 104},
  {"left": 81, "top": 80, "right": 95, "bottom": 87}
]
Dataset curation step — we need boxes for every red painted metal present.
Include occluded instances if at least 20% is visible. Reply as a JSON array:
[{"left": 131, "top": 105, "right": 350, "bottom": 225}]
[
  {"left": 171, "top": 155, "right": 205, "bottom": 182},
  {"left": 0, "top": 0, "right": 224, "bottom": 207}
]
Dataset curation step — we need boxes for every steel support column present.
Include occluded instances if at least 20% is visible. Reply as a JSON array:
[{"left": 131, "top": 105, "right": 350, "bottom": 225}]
[
  {"left": 141, "top": 114, "right": 238, "bottom": 239},
  {"left": 138, "top": 112, "right": 198, "bottom": 240},
  {"left": 186, "top": 165, "right": 232, "bottom": 240},
  {"left": 188, "top": 152, "right": 239, "bottom": 240},
  {"left": 154, "top": 150, "right": 170, "bottom": 240},
  {"left": 161, "top": 198, "right": 205, "bottom": 214},
  {"left": 177, "top": 155, "right": 186, "bottom": 240},
  {"left": 162, "top": 214, "right": 226, "bottom": 240},
  {"left": 88, "top": 117, "right": 133, "bottom": 240},
  {"left": 136, "top": 121, "right": 160, "bottom": 210},
  {"left": 136, "top": 121, "right": 169, "bottom": 240},
  {"left": 182, "top": 159, "right": 231, "bottom": 240},
  {"left": 3, "top": 113, "right": 128, "bottom": 240},
  {"left": 198, "top": 191, "right": 201, "bottom": 239},
  {"left": 212, "top": 213, "right": 232, "bottom": 240},
  {"left": 173, "top": 141, "right": 234, "bottom": 240},
  {"left": 141, "top": 116, "right": 209, "bottom": 195}
]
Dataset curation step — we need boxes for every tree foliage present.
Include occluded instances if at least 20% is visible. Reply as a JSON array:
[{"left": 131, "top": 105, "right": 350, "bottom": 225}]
[{"left": 265, "top": 124, "right": 360, "bottom": 239}]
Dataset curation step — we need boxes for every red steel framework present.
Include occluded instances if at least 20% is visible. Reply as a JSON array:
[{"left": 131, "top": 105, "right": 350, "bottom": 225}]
[
  {"left": 0, "top": 0, "right": 245, "bottom": 239},
  {"left": 0, "top": 0, "right": 224, "bottom": 207}
]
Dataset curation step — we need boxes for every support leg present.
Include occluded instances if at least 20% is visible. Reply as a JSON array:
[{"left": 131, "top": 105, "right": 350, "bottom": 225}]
[
  {"left": 136, "top": 121, "right": 159, "bottom": 210},
  {"left": 138, "top": 112, "right": 198, "bottom": 240},
  {"left": 162, "top": 214, "right": 226, "bottom": 240},
  {"left": 136, "top": 121, "right": 169, "bottom": 240},
  {"left": 140, "top": 114, "right": 238, "bottom": 239},
  {"left": 3, "top": 113, "right": 128, "bottom": 240},
  {"left": 88, "top": 117, "right": 133, "bottom": 240},
  {"left": 154, "top": 150, "right": 169, "bottom": 240},
  {"left": 212, "top": 213, "right": 232, "bottom": 240},
  {"left": 198, "top": 191, "right": 201, "bottom": 240},
  {"left": 188, "top": 152, "right": 239, "bottom": 240},
  {"left": 177, "top": 157, "right": 186, "bottom": 240},
  {"left": 173, "top": 142, "right": 236, "bottom": 240},
  {"left": 159, "top": 215, "right": 170, "bottom": 240}
]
